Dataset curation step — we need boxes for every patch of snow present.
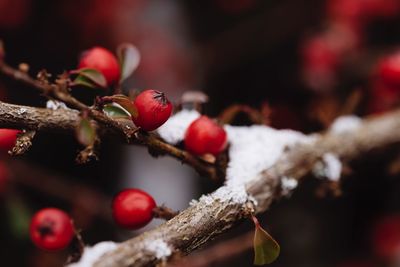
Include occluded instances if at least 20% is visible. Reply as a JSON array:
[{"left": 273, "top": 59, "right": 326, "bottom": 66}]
[
  {"left": 157, "top": 110, "right": 200, "bottom": 144},
  {"left": 313, "top": 153, "right": 342, "bottom": 182},
  {"left": 67, "top": 241, "right": 118, "bottom": 267},
  {"left": 225, "top": 125, "right": 312, "bottom": 186},
  {"left": 160, "top": 111, "right": 315, "bottom": 205},
  {"left": 197, "top": 184, "right": 249, "bottom": 206},
  {"left": 46, "top": 100, "right": 69, "bottom": 110},
  {"left": 144, "top": 239, "right": 172, "bottom": 259},
  {"left": 329, "top": 115, "right": 362, "bottom": 134},
  {"left": 17, "top": 107, "right": 27, "bottom": 115},
  {"left": 322, "top": 153, "right": 342, "bottom": 181},
  {"left": 281, "top": 176, "right": 298, "bottom": 196}
]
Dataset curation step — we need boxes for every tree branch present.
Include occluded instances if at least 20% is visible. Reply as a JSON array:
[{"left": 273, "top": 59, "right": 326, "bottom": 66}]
[
  {"left": 0, "top": 61, "right": 219, "bottom": 180},
  {"left": 92, "top": 110, "right": 400, "bottom": 267},
  {"left": 0, "top": 100, "right": 218, "bottom": 180}
]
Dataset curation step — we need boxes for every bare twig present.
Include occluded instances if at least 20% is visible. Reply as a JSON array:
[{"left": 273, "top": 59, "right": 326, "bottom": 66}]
[{"left": 0, "top": 59, "right": 219, "bottom": 179}]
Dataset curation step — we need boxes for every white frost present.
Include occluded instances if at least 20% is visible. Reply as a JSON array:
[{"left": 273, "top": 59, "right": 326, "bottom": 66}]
[
  {"left": 144, "top": 239, "right": 172, "bottom": 259},
  {"left": 46, "top": 100, "right": 69, "bottom": 110},
  {"left": 224, "top": 125, "right": 312, "bottom": 186},
  {"left": 67, "top": 241, "right": 118, "bottom": 267},
  {"left": 329, "top": 115, "right": 362, "bottom": 134},
  {"left": 281, "top": 176, "right": 298, "bottom": 195},
  {"left": 322, "top": 153, "right": 342, "bottom": 181},
  {"left": 196, "top": 184, "right": 249, "bottom": 206},
  {"left": 159, "top": 110, "right": 315, "bottom": 205},
  {"left": 157, "top": 110, "right": 200, "bottom": 144}
]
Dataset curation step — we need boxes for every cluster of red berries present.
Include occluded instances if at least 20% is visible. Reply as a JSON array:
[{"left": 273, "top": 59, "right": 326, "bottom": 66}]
[
  {"left": 78, "top": 47, "right": 173, "bottom": 131},
  {"left": 30, "top": 189, "right": 157, "bottom": 250},
  {"left": 301, "top": 0, "right": 400, "bottom": 92},
  {"left": 28, "top": 45, "right": 229, "bottom": 251}
]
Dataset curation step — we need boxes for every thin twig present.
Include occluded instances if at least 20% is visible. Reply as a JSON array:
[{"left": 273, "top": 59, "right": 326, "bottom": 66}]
[{"left": 0, "top": 61, "right": 219, "bottom": 180}]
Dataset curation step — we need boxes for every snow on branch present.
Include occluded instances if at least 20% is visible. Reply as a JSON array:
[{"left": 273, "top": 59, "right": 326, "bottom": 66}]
[{"left": 89, "top": 109, "right": 400, "bottom": 267}]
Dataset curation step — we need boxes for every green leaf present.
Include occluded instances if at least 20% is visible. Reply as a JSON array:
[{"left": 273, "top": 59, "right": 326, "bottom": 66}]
[
  {"left": 103, "top": 104, "right": 131, "bottom": 119},
  {"left": 253, "top": 217, "right": 280, "bottom": 265},
  {"left": 71, "top": 68, "right": 107, "bottom": 89},
  {"left": 76, "top": 118, "right": 96, "bottom": 146},
  {"left": 117, "top": 43, "right": 140, "bottom": 83},
  {"left": 72, "top": 75, "right": 97, "bottom": 89},
  {"left": 104, "top": 94, "right": 138, "bottom": 118},
  {"left": 6, "top": 198, "right": 30, "bottom": 240}
]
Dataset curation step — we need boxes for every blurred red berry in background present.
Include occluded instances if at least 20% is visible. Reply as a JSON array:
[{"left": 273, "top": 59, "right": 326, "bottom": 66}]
[
  {"left": 0, "top": 129, "right": 20, "bottom": 153},
  {"left": 0, "top": 0, "right": 31, "bottom": 29},
  {"left": 377, "top": 51, "right": 400, "bottom": 88},
  {"left": 0, "top": 161, "right": 9, "bottom": 194},
  {"left": 371, "top": 215, "right": 400, "bottom": 260}
]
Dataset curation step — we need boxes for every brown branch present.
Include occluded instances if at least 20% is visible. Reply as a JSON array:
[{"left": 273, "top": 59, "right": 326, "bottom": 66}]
[
  {"left": 0, "top": 59, "right": 219, "bottom": 179},
  {"left": 168, "top": 231, "right": 254, "bottom": 267},
  {"left": 92, "top": 109, "right": 400, "bottom": 267}
]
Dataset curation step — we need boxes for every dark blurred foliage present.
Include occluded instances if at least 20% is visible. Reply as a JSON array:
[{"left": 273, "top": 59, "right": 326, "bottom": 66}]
[{"left": 1, "top": 0, "right": 400, "bottom": 267}]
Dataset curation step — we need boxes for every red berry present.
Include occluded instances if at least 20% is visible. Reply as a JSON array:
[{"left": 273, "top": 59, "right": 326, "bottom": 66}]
[
  {"left": 30, "top": 208, "right": 74, "bottom": 251},
  {"left": 132, "top": 89, "right": 173, "bottom": 131},
  {"left": 78, "top": 46, "right": 120, "bottom": 86},
  {"left": 372, "top": 215, "right": 400, "bottom": 259},
  {"left": 377, "top": 51, "right": 400, "bottom": 87},
  {"left": 367, "top": 80, "right": 399, "bottom": 114},
  {"left": 0, "top": 129, "right": 20, "bottom": 152},
  {"left": 112, "top": 188, "right": 156, "bottom": 230},
  {"left": 184, "top": 116, "right": 227, "bottom": 156}
]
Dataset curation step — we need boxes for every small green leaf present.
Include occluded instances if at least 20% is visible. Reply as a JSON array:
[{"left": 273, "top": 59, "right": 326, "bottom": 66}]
[
  {"left": 76, "top": 118, "right": 96, "bottom": 146},
  {"left": 6, "top": 198, "right": 30, "bottom": 240},
  {"left": 117, "top": 43, "right": 140, "bottom": 83},
  {"left": 71, "top": 68, "right": 107, "bottom": 88},
  {"left": 103, "top": 94, "right": 138, "bottom": 118},
  {"left": 103, "top": 104, "right": 131, "bottom": 119},
  {"left": 253, "top": 217, "right": 280, "bottom": 265},
  {"left": 72, "top": 75, "right": 97, "bottom": 89}
]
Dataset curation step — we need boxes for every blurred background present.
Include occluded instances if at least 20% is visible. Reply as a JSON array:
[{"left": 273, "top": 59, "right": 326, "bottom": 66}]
[{"left": 1, "top": 0, "right": 400, "bottom": 266}]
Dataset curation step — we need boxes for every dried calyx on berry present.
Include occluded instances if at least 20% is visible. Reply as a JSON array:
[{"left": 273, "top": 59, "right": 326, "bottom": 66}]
[{"left": 30, "top": 208, "right": 74, "bottom": 251}]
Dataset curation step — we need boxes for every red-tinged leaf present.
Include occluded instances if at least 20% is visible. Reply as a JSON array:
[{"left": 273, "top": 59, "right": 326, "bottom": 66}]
[
  {"left": 103, "top": 104, "right": 131, "bottom": 119},
  {"left": 117, "top": 43, "right": 140, "bottom": 83},
  {"left": 253, "top": 216, "right": 280, "bottom": 265},
  {"left": 104, "top": 94, "right": 138, "bottom": 118},
  {"left": 76, "top": 118, "right": 96, "bottom": 146},
  {"left": 71, "top": 68, "right": 107, "bottom": 88}
]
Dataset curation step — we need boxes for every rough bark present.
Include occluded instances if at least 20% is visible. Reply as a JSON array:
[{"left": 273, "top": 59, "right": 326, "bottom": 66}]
[{"left": 94, "top": 112, "right": 400, "bottom": 267}]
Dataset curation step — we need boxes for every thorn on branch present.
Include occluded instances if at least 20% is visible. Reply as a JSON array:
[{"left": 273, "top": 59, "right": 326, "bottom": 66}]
[
  {"left": 153, "top": 205, "right": 179, "bottom": 220},
  {"left": 9, "top": 130, "right": 36, "bottom": 156},
  {"left": 219, "top": 104, "right": 267, "bottom": 125}
]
